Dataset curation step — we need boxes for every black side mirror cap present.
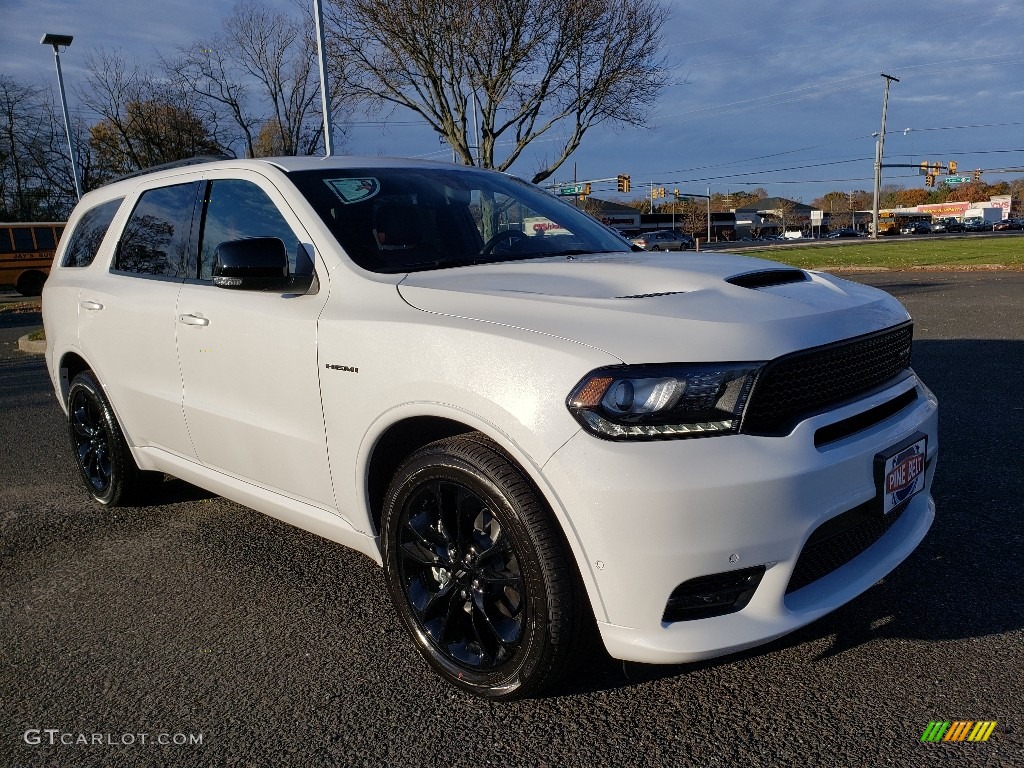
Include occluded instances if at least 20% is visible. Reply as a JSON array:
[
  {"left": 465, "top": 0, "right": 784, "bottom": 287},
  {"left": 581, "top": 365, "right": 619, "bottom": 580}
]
[{"left": 212, "top": 237, "right": 291, "bottom": 290}]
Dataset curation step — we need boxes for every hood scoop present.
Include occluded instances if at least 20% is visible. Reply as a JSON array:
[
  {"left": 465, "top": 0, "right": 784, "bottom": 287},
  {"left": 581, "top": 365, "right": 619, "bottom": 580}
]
[{"left": 726, "top": 269, "right": 809, "bottom": 290}]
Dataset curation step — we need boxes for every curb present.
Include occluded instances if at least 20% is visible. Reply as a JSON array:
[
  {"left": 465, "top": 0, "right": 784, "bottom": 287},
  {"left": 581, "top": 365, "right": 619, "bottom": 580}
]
[{"left": 18, "top": 332, "right": 46, "bottom": 355}]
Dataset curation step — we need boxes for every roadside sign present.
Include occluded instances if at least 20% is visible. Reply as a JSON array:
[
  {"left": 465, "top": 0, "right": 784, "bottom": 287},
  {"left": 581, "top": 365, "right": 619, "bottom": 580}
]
[
  {"left": 558, "top": 185, "right": 584, "bottom": 196},
  {"left": 945, "top": 176, "right": 969, "bottom": 184}
]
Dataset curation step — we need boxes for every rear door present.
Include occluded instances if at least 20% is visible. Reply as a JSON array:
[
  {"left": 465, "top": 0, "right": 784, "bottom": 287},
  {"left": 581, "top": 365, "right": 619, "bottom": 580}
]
[{"left": 76, "top": 179, "right": 199, "bottom": 458}]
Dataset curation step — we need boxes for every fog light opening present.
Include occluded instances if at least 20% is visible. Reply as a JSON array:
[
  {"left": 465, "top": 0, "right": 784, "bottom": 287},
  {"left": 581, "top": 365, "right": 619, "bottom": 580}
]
[{"left": 662, "top": 565, "right": 767, "bottom": 623}]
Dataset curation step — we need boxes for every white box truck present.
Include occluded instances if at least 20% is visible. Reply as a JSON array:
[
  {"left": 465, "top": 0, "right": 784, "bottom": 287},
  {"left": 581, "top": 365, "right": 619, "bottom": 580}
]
[{"left": 962, "top": 207, "right": 1003, "bottom": 230}]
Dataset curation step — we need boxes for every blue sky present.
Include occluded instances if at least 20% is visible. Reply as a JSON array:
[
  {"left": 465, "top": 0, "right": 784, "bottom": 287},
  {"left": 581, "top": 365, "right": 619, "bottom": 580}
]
[{"left": 3, "top": 0, "right": 1022, "bottom": 203}]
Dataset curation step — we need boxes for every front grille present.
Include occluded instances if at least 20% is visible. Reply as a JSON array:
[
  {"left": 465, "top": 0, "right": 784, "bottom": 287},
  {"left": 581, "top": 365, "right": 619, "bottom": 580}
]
[
  {"left": 742, "top": 322, "right": 913, "bottom": 435},
  {"left": 786, "top": 499, "right": 908, "bottom": 594}
]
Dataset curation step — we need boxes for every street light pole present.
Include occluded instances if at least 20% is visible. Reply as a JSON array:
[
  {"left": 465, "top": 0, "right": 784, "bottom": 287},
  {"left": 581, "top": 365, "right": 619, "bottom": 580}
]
[
  {"left": 41, "top": 33, "right": 82, "bottom": 201},
  {"left": 871, "top": 72, "right": 899, "bottom": 239},
  {"left": 312, "top": 0, "right": 335, "bottom": 156}
]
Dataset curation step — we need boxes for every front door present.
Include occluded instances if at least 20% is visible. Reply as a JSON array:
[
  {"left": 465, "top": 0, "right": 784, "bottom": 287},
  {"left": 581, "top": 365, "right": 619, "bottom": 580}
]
[{"left": 175, "top": 173, "right": 334, "bottom": 509}]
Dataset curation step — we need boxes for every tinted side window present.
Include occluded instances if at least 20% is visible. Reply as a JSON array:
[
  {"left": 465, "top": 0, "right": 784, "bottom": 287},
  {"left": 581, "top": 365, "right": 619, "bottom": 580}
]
[
  {"left": 199, "top": 180, "right": 300, "bottom": 280},
  {"left": 116, "top": 183, "right": 197, "bottom": 277},
  {"left": 0, "top": 229, "right": 12, "bottom": 254},
  {"left": 12, "top": 227, "right": 34, "bottom": 252},
  {"left": 34, "top": 226, "right": 56, "bottom": 251},
  {"left": 62, "top": 198, "right": 124, "bottom": 268}
]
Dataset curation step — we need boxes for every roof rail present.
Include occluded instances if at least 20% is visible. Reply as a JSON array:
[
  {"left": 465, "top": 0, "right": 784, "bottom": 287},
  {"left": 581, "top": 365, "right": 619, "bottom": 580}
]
[{"left": 107, "top": 154, "right": 236, "bottom": 185}]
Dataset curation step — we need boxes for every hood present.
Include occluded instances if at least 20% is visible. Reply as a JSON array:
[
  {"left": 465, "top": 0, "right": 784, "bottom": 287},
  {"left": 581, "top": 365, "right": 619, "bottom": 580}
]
[{"left": 397, "top": 251, "right": 911, "bottom": 363}]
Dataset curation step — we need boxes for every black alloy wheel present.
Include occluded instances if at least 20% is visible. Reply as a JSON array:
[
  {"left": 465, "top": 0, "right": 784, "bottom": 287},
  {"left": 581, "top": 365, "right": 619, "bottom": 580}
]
[
  {"left": 382, "top": 434, "right": 587, "bottom": 699},
  {"left": 67, "top": 371, "right": 155, "bottom": 506}
]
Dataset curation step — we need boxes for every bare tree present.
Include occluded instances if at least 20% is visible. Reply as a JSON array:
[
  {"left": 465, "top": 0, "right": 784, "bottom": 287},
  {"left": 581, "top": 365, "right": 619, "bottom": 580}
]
[
  {"left": 163, "top": 43, "right": 259, "bottom": 159},
  {"left": 771, "top": 198, "right": 798, "bottom": 234},
  {"left": 168, "top": 0, "right": 346, "bottom": 157},
  {"left": 78, "top": 50, "right": 225, "bottom": 179},
  {"left": 0, "top": 76, "right": 78, "bottom": 219},
  {"left": 327, "top": 0, "right": 669, "bottom": 183}
]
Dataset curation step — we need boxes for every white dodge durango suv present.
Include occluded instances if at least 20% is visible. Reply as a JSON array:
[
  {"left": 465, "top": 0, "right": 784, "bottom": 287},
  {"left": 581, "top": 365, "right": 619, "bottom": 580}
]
[{"left": 43, "top": 156, "right": 938, "bottom": 698}]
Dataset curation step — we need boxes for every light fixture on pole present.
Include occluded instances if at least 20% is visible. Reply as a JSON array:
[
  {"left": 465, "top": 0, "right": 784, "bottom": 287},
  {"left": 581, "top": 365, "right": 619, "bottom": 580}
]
[
  {"left": 41, "top": 33, "right": 82, "bottom": 201},
  {"left": 871, "top": 72, "right": 899, "bottom": 239}
]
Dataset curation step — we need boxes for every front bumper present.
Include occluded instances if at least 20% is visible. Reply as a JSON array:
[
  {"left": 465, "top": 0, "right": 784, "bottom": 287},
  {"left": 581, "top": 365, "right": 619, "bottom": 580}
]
[{"left": 542, "top": 373, "right": 938, "bottom": 664}]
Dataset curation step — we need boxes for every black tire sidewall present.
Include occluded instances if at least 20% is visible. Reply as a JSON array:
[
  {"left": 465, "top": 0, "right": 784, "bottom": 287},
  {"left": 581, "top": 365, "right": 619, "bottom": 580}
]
[
  {"left": 67, "top": 372, "right": 135, "bottom": 506},
  {"left": 381, "top": 442, "right": 560, "bottom": 698}
]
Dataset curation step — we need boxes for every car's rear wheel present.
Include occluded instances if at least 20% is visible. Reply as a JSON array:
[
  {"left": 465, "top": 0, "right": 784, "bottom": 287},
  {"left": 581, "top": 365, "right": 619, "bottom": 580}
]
[
  {"left": 381, "top": 434, "right": 586, "bottom": 699},
  {"left": 67, "top": 371, "right": 157, "bottom": 506}
]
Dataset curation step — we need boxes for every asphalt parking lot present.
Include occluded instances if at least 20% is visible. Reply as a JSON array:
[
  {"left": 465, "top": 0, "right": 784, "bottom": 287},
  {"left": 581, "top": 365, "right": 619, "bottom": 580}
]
[{"left": 1, "top": 272, "right": 1022, "bottom": 767}]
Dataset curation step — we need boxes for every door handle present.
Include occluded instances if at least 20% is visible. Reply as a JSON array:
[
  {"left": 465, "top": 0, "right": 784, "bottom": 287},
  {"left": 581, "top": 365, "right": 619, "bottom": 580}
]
[
  {"left": 80, "top": 300, "right": 104, "bottom": 311},
  {"left": 178, "top": 313, "right": 210, "bottom": 327}
]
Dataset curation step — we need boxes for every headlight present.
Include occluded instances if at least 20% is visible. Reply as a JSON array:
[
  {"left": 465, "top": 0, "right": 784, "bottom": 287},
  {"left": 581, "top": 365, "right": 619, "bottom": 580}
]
[{"left": 567, "top": 363, "right": 763, "bottom": 440}]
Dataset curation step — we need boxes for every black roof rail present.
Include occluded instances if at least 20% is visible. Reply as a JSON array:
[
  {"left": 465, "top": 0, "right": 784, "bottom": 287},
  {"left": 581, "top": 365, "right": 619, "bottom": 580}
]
[{"left": 106, "top": 154, "right": 236, "bottom": 185}]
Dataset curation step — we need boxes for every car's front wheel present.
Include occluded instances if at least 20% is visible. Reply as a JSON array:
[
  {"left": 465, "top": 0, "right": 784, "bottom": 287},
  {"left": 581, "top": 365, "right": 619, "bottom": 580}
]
[
  {"left": 67, "top": 371, "right": 157, "bottom": 506},
  {"left": 381, "top": 434, "right": 586, "bottom": 699}
]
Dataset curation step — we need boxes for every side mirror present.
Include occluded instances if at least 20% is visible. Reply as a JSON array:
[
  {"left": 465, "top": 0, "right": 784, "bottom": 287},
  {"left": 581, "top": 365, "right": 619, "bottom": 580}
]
[{"left": 212, "top": 237, "right": 291, "bottom": 290}]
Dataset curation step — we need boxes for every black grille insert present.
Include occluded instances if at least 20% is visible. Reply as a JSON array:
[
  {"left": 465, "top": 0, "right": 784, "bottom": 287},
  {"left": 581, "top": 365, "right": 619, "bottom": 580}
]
[
  {"left": 743, "top": 323, "right": 913, "bottom": 436},
  {"left": 814, "top": 388, "right": 919, "bottom": 447}
]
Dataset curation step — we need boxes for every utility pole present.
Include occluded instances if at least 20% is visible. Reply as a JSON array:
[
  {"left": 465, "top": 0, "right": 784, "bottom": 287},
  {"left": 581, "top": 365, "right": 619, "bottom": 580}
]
[{"left": 871, "top": 72, "right": 899, "bottom": 239}]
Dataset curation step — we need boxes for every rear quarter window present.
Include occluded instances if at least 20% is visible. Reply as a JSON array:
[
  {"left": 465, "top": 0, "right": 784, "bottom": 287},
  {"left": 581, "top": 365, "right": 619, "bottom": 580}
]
[{"left": 61, "top": 198, "right": 124, "bottom": 268}]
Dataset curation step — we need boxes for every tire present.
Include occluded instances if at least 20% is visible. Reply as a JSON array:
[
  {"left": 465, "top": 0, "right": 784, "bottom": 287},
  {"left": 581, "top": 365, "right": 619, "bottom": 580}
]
[
  {"left": 15, "top": 270, "right": 46, "bottom": 296},
  {"left": 381, "top": 434, "right": 585, "bottom": 699},
  {"left": 67, "top": 371, "right": 156, "bottom": 506},
  {"left": 650, "top": 245, "right": 661, "bottom": 251}
]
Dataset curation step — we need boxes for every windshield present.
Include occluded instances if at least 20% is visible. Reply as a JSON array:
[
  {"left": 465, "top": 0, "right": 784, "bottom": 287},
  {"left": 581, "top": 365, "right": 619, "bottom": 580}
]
[{"left": 287, "top": 166, "right": 630, "bottom": 273}]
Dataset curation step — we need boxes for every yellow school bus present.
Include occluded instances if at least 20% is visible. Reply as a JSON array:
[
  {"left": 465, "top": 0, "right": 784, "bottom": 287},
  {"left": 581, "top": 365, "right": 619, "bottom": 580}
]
[{"left": 0, "top": 222, "right": 64, "bottom": 295}]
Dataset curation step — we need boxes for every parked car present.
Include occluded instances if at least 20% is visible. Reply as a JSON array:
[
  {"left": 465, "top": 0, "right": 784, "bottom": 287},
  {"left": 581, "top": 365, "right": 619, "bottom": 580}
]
[
  {"left": 630, "top": 229, "right": 695, "bottom": 251},
  {"left": 931, "top": 218, "right": 964, "bottom": 233},
  {"left": 991, "top": 218, "right": 1022, "bottom": 231},
  {"left": 42, "top": 156, "right": 938, "bottom": 699},
  {"left": 826, "top": 228, "right": 861, "bottom": 238},
  {"left": 963, "top": 218, "right": 990, "bottom": 232},
  {"left": 900, "top": 222, "right": 931, "bottom": 235}
]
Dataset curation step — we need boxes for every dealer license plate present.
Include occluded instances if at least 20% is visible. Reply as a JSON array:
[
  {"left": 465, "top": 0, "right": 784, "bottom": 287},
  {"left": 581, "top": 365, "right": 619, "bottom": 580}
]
[{"left": 875, "top": 434, "right": 928, "bottom": 515}]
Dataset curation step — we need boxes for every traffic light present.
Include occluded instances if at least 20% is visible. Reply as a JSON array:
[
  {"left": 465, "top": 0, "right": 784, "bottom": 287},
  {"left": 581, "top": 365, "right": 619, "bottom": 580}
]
[
  {"left": 673, "top": 189, "right": 680, "bottom": 200},
  {"left": 948, "top": 161, "right": 957, "bottom": 175},
  {"left": 583, "top": 183, "right": 591, "bottom": 195},
  {"left": 654, "top": 187, "right": 666, "bottom": 199},
  {"left": 925, "top": 174, "right": 935, "bottom": 187},
  {"left": 919, "top": 161, "right": 928, "bottom": 176},
  {"left": 617, "top": 174, "right": 631, "bottom": 193},
  {"left": 973, "top": 169, "right": 982, "bottom": 182}
]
